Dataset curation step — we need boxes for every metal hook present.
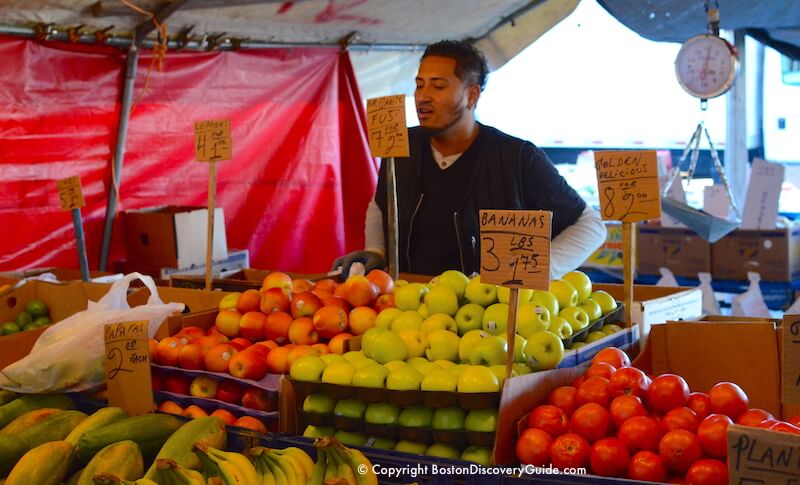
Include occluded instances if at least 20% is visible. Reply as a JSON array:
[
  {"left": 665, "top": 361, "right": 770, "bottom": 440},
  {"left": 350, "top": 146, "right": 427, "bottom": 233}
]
[{"left": 67, "top": 24, "right": 86, "bottom": 43}]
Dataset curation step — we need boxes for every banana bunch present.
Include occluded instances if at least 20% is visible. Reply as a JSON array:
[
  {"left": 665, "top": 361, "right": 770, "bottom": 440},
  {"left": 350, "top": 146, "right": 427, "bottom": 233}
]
[
  {"left": 193, "top": 443, "right": 259, "bottom": 485},
  {"left": 248, "top": 446, "right": 313, "bottom": 485},
  {"left": 92, "top": 473, "right": 158, "bottom": 485},
  {"left": 307, "top": 437, "right": 378, "bottom": 485},
  {"left": 151, "top": 458, "right": 206, "bottom": 485}
]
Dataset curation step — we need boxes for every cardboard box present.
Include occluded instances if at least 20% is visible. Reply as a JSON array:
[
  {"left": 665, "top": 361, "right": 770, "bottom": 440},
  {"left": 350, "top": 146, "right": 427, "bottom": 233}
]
[
  {"left": 636, "top": 223, "right": 712, "bottom": 278},
  {"left": 711, "top": 225, "right": 800, "bottom": 281},
  {"left": 159, "top": 249, "right": 249, "bottom": 280},
  {"left": 127, "top": 287, "right": 231, "bottom": 339},
  {"left": 582, "top": 221, "right": 624, "bottom": 270},
  {"left": 122, "top": 206, "right": 228, "bottom": 271},
  {"left": 593, "top": 283, "right": 702, "bottom": 336}
]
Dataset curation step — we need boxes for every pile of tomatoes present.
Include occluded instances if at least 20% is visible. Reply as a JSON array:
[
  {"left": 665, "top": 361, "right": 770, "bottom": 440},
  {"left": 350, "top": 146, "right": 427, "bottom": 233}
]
[{"left": 515, "top": 347, "right": 792, "bottom": 484}]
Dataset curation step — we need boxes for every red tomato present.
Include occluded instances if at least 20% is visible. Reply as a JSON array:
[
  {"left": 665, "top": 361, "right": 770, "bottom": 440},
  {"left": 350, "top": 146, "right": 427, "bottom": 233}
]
[
  {"left": 586, "top": 362, "right": 617, "bottom": 380},
  {"left": 769, "top": 421, "right": 800, "bottom": 435},
  {"left": 591, "top": 347, "right": 631, "bottom": 368},
  {"left": 647, "top": 374, "right": 690, "bottom": 414},
  {"left": 569, "top": 402, "right": 612, "bottom": 443},
  {"left": 576, "top": 376, "right": 611, "bottom": 408},
  {"left": 685, "top": 458, "right": 728, "bottom": 485},
  {"left": 686, "top": 392, "right": 712, "bottom": 421},
  {"left": 609, "top": 394, "right": 647, "bottom": 428},
  {"left": 550, "top": 432, "right": 591, "bottom": 470},
  {"left": 697, "top": 414, "right": 733, "bottom": 458},
  {"left": 516, "top": 428, "right": 553, "bottom": 466},
  {"left": 662, "top": 407, "right": 700, "bottom": 433},
  {"left": 590, "top": 437, "right": 630, "bottom": 477},
  {"left": 659, "top": 429, "right": 703, "bottom": 472},
  {"left": 548, "top": 386, "right": 577, "bottom": 417},
  {"left": 735, "top": 408, "right": 774, "bottom": 427},
  {"left": 572, "top": 375, "right": 586, "bottom": 388},
  {"left": 667, "top": 474, "right": 687, "bottom": 484},
  {"left": 618, "top": 415, "right": 663, "bottom": 453},
  {"left": 528, "top": 404, "right": 568, "bottom": 439},
  {"left": 787, "top": 414, "right": 800, "bottom": 427},
  {"left": 707, "top": 382, "right": 749, "bottom": 420},
  {"left": 607, "top": 366, "right": 651, "bottom": 399},
  {"left": 628, "top": 450, "right": 668, "bottom": 482},
  {"left": 757, "top": 418, "right": 780, "bottom": 429}
]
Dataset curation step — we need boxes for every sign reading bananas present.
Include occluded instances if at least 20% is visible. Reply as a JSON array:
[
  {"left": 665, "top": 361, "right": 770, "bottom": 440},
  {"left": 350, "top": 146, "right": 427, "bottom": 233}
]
[
  {"left": 104, "top": 321, "right": 154, "bottom": 416},
  {"left": 594, "top": 150, "right": 661, "bottom": 222},
  {"left": 55, "top": 176, "right": 85, "bottom": 211},
  {"left": 194, "top": 119, "right": 232, "bottom": 162},
  {"left": 479, "top": 209, "right": 552, "bottom": 290},
  {"left": 366, "top": 95, "right": 409, "bottom": 158}
]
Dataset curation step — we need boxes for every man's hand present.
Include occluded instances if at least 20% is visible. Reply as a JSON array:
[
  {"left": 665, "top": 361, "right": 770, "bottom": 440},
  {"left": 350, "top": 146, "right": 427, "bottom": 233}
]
[{"left": 330, "top": 250, "right": 386, "bottom": 279}]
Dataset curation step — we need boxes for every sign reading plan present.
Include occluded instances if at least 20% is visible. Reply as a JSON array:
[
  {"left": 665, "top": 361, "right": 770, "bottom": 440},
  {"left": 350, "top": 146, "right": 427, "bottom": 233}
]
[
  {"left": 594, "top": 150, "right": 661, "bottom": 222},
  {"left": 366, "top": 95, "right": 409, "bottom": 158},
  {"left": 479, "top": 210, "right": 552, "bottom": 290},
  {"left": 727, "top": 424, "right": 800, "bottom": 484}
]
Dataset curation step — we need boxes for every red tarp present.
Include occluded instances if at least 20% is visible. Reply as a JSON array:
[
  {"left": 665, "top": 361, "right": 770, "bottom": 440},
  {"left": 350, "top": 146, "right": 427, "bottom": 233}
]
[{"left": 0, "top": 35, "right": 376, "bottom": 273}]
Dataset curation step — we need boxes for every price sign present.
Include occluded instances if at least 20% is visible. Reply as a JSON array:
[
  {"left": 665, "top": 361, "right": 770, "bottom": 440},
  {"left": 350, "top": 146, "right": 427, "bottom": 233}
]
[
  {"left": 194, "top": 119, "right": 232, "bottom": 162},
  {"left": 366, "top": 95, "right": 409, "bottom": 158},
  {"left": 594, "top": 150, "right": 661, "bottom": 222},
  {"left": 103, "top": 321, "right": 154, "bottom": 416},
  {"left": 479, "top": 209, "right": 551, "bottom": 290},
  {"left": 782, "top": 314, "right": 800, "bottom": 404},
  {"left": 727, "top": 424, "right": 800, "bottom": 484},
  {"left": 55, "top": 176, "right": 85, "bottom": 211}
]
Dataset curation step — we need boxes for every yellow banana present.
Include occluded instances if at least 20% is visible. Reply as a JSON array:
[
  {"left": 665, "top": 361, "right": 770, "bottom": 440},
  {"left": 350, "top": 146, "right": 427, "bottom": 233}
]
[
  {"left": 259, "top": 448, "right": 300, "bottom": 485},
  {"left": 326, "top": 445, "right": 357, "bottom": 485},
  {"left": 306, "top": 446, "right": 327, "bottom": 485},
  {"left": 269, "top": 447, "right": 313, "bottom": 482},
  {"left": 152, "top": 458, "right": 206, "bottom": 485},
  {"left": 193, "top": 443, "right": 258, "bottom": 485},
  {"left": 249, "top": 450, "right": 277, "bottom": 485},
  {"left": 91, "top": 474, "right": 158, "bottom": 485},
  {"left": 249, "top": 447, "right": 290, "bottom": 485},
  {"left": 335, "top": 442, "right": 377, "bottom": 485}
]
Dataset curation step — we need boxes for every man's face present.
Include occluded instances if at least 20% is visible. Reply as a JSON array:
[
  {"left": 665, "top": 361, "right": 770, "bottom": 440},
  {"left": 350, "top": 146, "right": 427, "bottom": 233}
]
[{"left": 414, "top": 55, "right": 477, "bottom": 134}]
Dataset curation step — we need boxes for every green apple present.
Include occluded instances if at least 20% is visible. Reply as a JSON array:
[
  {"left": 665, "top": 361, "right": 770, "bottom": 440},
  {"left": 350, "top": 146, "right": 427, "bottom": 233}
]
[
  {"left": 461, "top": 446, "right": 493, "bottom": 466},
  {"left": 604, "top": 324, "right": 624, "bottom": 335},
  {"left": 386, "top": 366, "right": 423, "bottom": 391},
  {"left": 498, "top": 333, "right": 527, "bottom": 363},
  {"left": 455, "top": 303, "right": 485, "bottom": 336},
  {"left": 360, "top": 327, "right": 388, "bottom": 358},
  {"left": 579, "top": 299, "right": 603, "bottom": 321},
  {"left": 352, "top": 364, "right": 389, "bottom": 388},
  {"left": 367, "top": 437, "right": 396, "bottom": 450},
  {"left": 395, "top": 440, "right": 428, "bottom": 454},
  {"left": 353, "top": 357, "right": 379, "bottom": 369},
  {"left": 334, "top": 399, "right": 367, "bottom": 419},
  {"left": 427, "top": 443, "right": 462, "bottom": 459},
  {"left": 398, "top": 405, "right": 434, "bottom": 428},
  {"left": 465, "top": 408, "right": 498, "bottom": 432},
  {"left": 562, "top": 270, "right": 593, "bottom": 303},
  {"left": 421, "top": 370, "right": 458, "bottom": 391},
  {"left": 424, "top": 285, "right": 459, "bottom": 316},
  {"left": 531, "top": 290, "right": 559, "bottom": 318},
  {"left": 523, "top": 331, "right": 565, "bottom": 371},
  {"left": 464, "top": 276, "right": 498, "bottom": 306},
  {"left": 516, "top": 303, "right": 550, "bottom": 338},
  {"left": 394, "top": 283, "right": 427, "bottom": 311},
  {"left": 303, "top": 394, "right": 336, "bottom": 414},
  {"left": 457, "top": 365, "right": 501, "bottom": 392},
  {"left": 489, "top": 364, "right": 516, "bottom": 385},
  {"left": 420, "top": 313, "right": 457, "bottom": 335},
  {"left": 303, "top": 425, "right": 335, "bottom": 438},
  {"left": 481, "top": 303, "right": 509, "bottom": 335},
  {"left": 437, "top": 270, "right": 470, "bottom": 299},
  {"left": 559, "top": 306, "right": 590, "bottom": 332},
  {"left": 375, "top": 308, "right": 402, "bottom": 329},
  {"left": 370, "top": 331, "right": 408, "bottom": 364},
  {"left": 432, "top": 406, "right": 466, "bottom": 430},
  {"left": 590, "top": 290, "right": 618, "bottom": 315},
  {"left": 417, "top": 303, "right": 429, "bottom": 319},
  {"left": 585, "top": 331, "right": 607, "bottom": 343},
  {"left": 571, "top": 341, "right": 587, "bottom": 349},
  {"left": 289, "top": 355, "right": 327, "bottom": 382},
  {"left": 449, "top": 364, "right": 470, "bottom": 377},
  {"left": 407, "top": 357, "right": 438, "bottom": 375},
  {"left": 384, "top": 361, "right": 407, "bottom": 372},
  {"left": 394, "top": 279, "right": 409, "bottom": 287},
  {"left": 434, "top": 359, "right": 457, "bottom": 371},
  {"left": 458, "top": 329, "right": 488, "bottom": 362},
  {"left": 469, "top": 335, "right": 508, "bottom": 366},
  {"left": 549, "top": 279, "right": 579, "bottom": 309},
  {"left": 512, "top": 362, "right": 533, "bottom": 376},
  {"left": 425, "top": 329, "right": 460, "bottom": 362},
  {"left": 334, "top": 430, "right": 367, "bottom": 447},
  {"left": 391, "top": 311, "right": 424, "bottom": 333},
  {"left": 547, "top": 316, "right": 573, "bottom": 339},
  {"left": 365, "top": 402, "right": 401, "bottom": 425},
  {"left": 497, "top": 286, "right": 533, "bottom": 304},
  {"left": 397, "top": 329, "right": 428, "bottom": 358},
  {"left": 321, "top": 362, "right": 356, "bottom": 385},
  {"left": 321, "top": 354, "right": 347, "bottom": 365}
]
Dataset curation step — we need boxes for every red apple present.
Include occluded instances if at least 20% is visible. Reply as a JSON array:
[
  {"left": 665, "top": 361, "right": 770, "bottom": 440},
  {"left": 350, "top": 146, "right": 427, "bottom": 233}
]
[
  {"left": 230, "top": 337, "right": 253, "bottom": 350},
  {"left": 259, "top": 287, "right": 291, "bottom": 314},
  {"left": 215, "top": 309, "right": 242, "bottom": 338},
  {"left": 292, "top": 279, "right": 314, "bottom": 294},
  {"left": 189, "top": 375, "right": 219, "bottom": 399},
  {"left": 262, "top": 271, "right": 293, "bottom": 294},
  {"left": 237, "top": 289, "right": 263, "bottom": 314},
  {"left": 216, "top": 381, "right": 245, "bottom": 405},
  {"left": 158, "top": 400, "right": 183, "bottom": 415},
  {"left": 328, "top": 333, "right": 353, "bottom": 354},
  {"left": 312, "top": 305, "right": 349, "bottom": 339},
  {"left": 204, "top": 343, "right": 238, "bottom": 373},
  {"left": 314, "top": 278, "right": 339, "bottom": 295},
  {"left": 263, "top": 311, "right": 293, "bottom": 344},
  {"left": 211, "top": 408, "right": 238, "bottom": 425},
  {"left": 151, "top": 370, "right": 165, "bottom": 391},
  {"left": 344, "top": 275, "right": 379, "bottom": 307},
  {"left": 320, "top": 296, "right": 351, "bottom": 314},
  {"left": 228, "top": 347, "right": 269, "bottom": 380},
  {"left": 242, "top": 387, "right": 275, "bottom": 412},
  {"left": 366, "top": 269, "right": 394, "bottom": 295},
  {"left": 178, "top": 343, "right": 205, "bottom": 370},
  {"left": 164, "top": 374, "right": 191, "bottom": 395},
  {"left": 155, "top": 337, "right": 184, "bottom": 366},
  {"left": 265, "top": 346, "right": 291, "bottom": 374},
  {"left": 239, "top": 311, "right": 267, "bottom": 341},
  {"left": 290, "top": 292, "right": 322, "bottom": 319},
  {"left": 193, "top": 335, "right": 227, "bottom": 354},
  {"left": 182, "top": 405, "right": 209, "bottom": 419},
  {"left": 288, "top": 317, "right": 319, "bottom": 345},
  {"left": 373, "top": 294, "right": 395, "bottom": 313},
  {"left": 177, "top": 326, "right": 206, "bottom": 340}
]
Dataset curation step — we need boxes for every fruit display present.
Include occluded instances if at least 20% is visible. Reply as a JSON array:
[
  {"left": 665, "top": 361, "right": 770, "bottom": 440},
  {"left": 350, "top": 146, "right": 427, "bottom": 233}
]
[
  {"left": 156, "top": 399, "right": 272, "bottom": 434},
  {"left": 0, "top": 299, "right": 51, "bottom": 335}
]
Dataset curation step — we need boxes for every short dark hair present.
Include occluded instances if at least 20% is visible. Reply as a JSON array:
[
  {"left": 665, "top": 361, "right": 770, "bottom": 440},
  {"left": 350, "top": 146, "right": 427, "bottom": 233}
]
[{"left": 422, "top": 40, "right": 489, "bottom": 91}]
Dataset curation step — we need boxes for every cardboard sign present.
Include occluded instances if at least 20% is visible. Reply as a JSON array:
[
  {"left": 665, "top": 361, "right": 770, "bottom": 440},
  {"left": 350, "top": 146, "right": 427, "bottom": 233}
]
[
  {"left": 782, "top": 314, "right": 800, "bottom": 404},
  {"left": 594, "top": 151, "right": 661, "bottom": 222},
  {"left": 703, "top": 184, "right": 732, "bottom": 219},
  {"left": 103, "top": 321, "right": 154, "bottom": 416},
  {"left": 55, "top": 176, "right": 85, "bottom": 211},
  {"left": 194, "top": 119, "right": 232, "bottom": 162},
  {"left": 742, "top": 158, "right": 785, "bottom": 230},
  {"left": 728, "top": 424, "right": 800, "bottom": 484},
  {"left": 366, "top": 95, "right": 409, "bottom": 158},
  {"left": 479, "top": 209, "right": 551, "bottom": 290}
]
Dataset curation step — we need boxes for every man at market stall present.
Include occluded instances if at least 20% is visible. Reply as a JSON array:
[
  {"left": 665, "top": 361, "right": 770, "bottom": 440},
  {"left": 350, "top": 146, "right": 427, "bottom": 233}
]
[{"left": 332, "top": 40, "right": 606, "bottom": 278}]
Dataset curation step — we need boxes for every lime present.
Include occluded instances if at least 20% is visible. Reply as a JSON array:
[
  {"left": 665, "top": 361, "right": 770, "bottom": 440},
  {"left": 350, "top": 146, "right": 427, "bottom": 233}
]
[
  {"left": 22, "top": 322, "right": 38, "bottom": 332},
  {"left": 14, "top": 312, "right": 32, "bottom": 327},
  {"left": 25, "top": 300, "right": 48, "bottom": 318},
  {"left": 32, "top": 316, "right": 51, "bottom": 327},
  {"left": 1, "top": 322, "right": 20, "bottom": 335}
]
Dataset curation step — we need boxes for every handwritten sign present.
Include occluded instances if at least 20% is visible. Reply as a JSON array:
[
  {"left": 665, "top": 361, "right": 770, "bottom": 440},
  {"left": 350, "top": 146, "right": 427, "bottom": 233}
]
[
  {"left": 703, "top": 184, "right": 732, "bottom": 219},
  {"left": 479, "top": 210, "right": 551, "bottom": 290},
  {"left": 366, "top": 95, "right": 409, "bottom": 158},
  {"left": 104, "top": 321, "right": 154, "bottom": 416},
  {"left": 782, "top": 314, "right": 800, "bottom": 404},
  {"left": 728, "top": 424, "right": 800, "bottom": 484},
  {"left": 594, "top": 151, "right": 661, "bottom": 222},
  {"left": 194, "top": 119, "right": 232, "bottom": 162},
  {"left": 742, "top": 158, "right": 784, "bottom": 229},
  {"left": 55, "top": 176, "right": 85, "bottom": 211}
]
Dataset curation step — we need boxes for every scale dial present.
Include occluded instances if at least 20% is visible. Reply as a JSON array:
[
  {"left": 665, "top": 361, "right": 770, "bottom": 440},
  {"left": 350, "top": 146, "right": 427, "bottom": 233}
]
[{"left": 675, "top": 34, "right": 737, "bottom": 99}]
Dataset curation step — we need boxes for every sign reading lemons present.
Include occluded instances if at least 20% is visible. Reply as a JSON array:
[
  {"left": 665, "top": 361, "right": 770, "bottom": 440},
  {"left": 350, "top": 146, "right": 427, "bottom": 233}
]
[
  {"left": 593, "top": 150, "right": 661, "bottom": 222},
  {"left": 366, "top": 95, "right": 409, "bottom": 158},
  {"left": 479, "top": 209, "right": 552, "bottom": 290},
  {"left": 194, "top": 119, "right": 232, "bottom": 162},
  {"left": 104, "top": 321, "right": 154, "bottom": 416},
  {"left": 55, "top": 176, "right": 85, "bottom": 211}
]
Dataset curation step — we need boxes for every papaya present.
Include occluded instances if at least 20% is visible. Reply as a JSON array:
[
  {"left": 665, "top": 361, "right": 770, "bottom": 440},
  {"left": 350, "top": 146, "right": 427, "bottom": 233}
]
[
  {"left": 143, "top": 416, "right": 226, "bottom": 479},
  {"left": 0, "top": 394, "right": 74, "bottom": 428},
  {"left": 65, "top": 467, "right": 84, "bottom": 485},
  {"left": 15, "top": 409, "right": 87, "bottom": 449},
  {"left": 66, "top": 407, "right": 128, "bottom": 446},
  {"left": 0, "top": 391, "right": 17, "bottom": 406},
  {"left": 0, "top": 435, "right": 27, "bottom": 477},
  {"left": 0, "top": 407, "right": 64, "bottom": 436},
  {"left": 77, "top": 414, "right": 183, "bottom": 464},
  {"left": 78, "top": 440, "right": 143, "bottom": 485},
  {"left": 4, "top": 440, "right": 73, "bottom": 485}
]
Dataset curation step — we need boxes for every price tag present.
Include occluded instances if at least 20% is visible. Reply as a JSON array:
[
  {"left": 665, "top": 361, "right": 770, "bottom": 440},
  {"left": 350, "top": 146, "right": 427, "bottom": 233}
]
[
  {"left": 366, "top": 95, "right": 409, "bottom": 158},
  {"left": 194, "top": 119, "right": 232, "bottom": 162},
  {"left": 782, "top": 314, "right": 800, "bottom": 404},
  {"left": 479, "top": 209, "right": 551, "bottom": 290},
  {"left": 55, "top": 176, "right": 85, "bottom": 211},
  {"left": 742, "top": 158, "right": 784, "bottom": 229},
  {"left": 103, "top": 321, "right": 154, "bottom": 416},
  {"left": 594, "top": 150, "right": 661, "bottom": 222},
  {"left": 727, "top": 424, "right": 800, "bottom": 483}
]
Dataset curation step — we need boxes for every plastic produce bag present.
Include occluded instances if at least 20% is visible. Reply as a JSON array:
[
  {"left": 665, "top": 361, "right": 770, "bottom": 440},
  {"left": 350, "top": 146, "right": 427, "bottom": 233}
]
[
  {"left": 0, "top": 273, "right": 184, "bottom": 393},
  {"left": 656, "top": 267, "right": 679, "bottom": 287},
  {"left": 731, "top": 272, "right": 771, "bottom": 318},
  {"left": 697, "top": 272, "right": 721, "bottom": 316}
]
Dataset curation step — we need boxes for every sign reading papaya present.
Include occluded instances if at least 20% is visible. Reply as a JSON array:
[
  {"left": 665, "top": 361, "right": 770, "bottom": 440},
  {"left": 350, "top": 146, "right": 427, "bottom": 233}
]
[
  {"left": 194, "top": 119, "right": 232, "bottom": 162},
  {"left": 727, "top": 424, "right": 800, "bottom": 484},
  {"left": 479, "top": 209, "right": 551, "bottom": 290},
  {"left": 366, "top": 95, "right": 409, "bottom": 158},
  {"left": 55, "top": 176, "right": 85, "bottom": 211},
  {"left": 103, "top": 321, "right": 154, "bottom": 416},
  {"left": 594, "top": 150, "right": 661, "bottom": 222}
]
